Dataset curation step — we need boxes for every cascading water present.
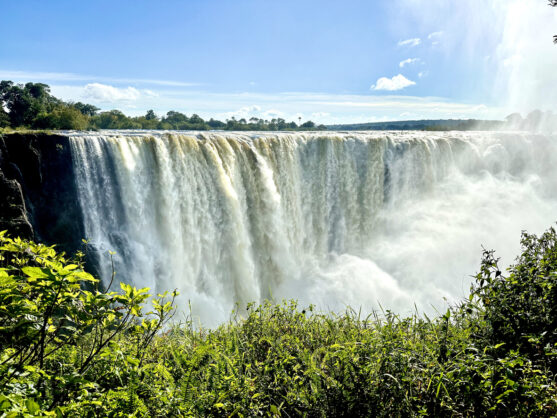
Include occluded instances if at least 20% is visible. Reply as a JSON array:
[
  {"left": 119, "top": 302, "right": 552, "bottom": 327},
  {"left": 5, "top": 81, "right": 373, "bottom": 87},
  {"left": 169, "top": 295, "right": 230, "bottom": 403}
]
[{"left": 69, "top": 131, "right": 557, "bottom": 326}]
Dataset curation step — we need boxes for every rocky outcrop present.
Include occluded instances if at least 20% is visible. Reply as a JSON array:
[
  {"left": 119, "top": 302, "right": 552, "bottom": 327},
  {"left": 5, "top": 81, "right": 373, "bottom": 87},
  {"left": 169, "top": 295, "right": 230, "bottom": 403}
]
[{"left": 0, "top": 132, "right": 85, "bottom": 254}]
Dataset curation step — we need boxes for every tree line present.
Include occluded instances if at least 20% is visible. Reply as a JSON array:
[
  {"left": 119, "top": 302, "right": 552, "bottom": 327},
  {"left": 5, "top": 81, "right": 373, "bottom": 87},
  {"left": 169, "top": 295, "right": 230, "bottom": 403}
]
[{"left": 0, "top": 81, "right": 326, "bottom": 131}]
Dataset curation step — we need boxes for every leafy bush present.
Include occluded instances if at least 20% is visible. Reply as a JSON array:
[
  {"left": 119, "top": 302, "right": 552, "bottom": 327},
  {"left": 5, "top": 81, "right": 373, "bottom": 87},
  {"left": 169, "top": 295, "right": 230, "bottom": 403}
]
[
  {"left": 0, "top": 232, "right": 177, "bottom": 416},
  {"left": 469, "top": 228, "right": 557, "bottom": 372},
  {"left": 0, "top": 228, "right": 556, "bottom": 416}
]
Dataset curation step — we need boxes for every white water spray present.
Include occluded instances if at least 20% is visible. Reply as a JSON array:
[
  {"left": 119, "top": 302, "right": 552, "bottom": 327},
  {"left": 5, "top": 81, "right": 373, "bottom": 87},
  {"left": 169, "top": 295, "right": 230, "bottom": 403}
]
[{"left": 69, "top": 131, "right": 557, "bottom": 326}]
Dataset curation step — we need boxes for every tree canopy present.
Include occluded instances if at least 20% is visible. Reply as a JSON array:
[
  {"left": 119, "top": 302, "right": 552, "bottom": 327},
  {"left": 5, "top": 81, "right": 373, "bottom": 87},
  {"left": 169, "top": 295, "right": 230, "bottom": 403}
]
[{"left": 0, "top": 80, "right": 325, "bottom": 132}]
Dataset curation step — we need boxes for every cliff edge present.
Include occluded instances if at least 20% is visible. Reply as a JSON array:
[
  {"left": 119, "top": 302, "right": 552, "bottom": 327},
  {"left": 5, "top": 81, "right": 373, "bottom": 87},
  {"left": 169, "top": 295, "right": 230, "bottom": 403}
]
[{"left": 0, "top": 132, "right": 84, "bottom": 254}]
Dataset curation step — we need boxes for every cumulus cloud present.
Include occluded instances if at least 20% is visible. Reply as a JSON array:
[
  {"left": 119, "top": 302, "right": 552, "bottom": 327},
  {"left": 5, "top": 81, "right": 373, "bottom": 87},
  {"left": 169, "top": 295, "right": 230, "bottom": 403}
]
[
  {"left": 398, "top": 38, "right": 421, "bottom": 47},
  {"left": 399, "top": 58, "right": 420, "bottom": 68},
  {"left": 222, "top": 105, "right": 263, "bottom": 120},
  {"left": 371, "top": 74, "right": 416, "bottom": 91},
  {"left": 83, "top": 83, "right": 141, "bottom": 102}
]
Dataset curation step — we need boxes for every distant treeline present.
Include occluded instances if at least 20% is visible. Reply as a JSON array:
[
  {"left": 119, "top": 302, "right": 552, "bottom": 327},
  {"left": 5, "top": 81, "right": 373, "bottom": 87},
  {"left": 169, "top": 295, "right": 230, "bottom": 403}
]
[
  {"left": 0, "top": 81, "right": 325, "bottom": 131},
  {"left": 328, "top": 111, "right": 557, "bottom": 132},
  {"left": 2, "top": 80, "right": 555, "bottom": 132},
  {"left": 327, "top": 119, "right": 505, "bottom": 131}
]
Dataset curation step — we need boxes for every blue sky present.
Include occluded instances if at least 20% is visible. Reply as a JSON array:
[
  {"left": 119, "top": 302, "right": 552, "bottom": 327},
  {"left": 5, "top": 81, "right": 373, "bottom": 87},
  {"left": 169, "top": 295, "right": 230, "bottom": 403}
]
[{"left": 1, "top": 0, "right": 556, "bottom": 123}]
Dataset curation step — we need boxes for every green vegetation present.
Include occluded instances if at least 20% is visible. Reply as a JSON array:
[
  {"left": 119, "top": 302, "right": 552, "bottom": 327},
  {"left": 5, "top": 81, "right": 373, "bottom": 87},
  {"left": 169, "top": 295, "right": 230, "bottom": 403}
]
[
  {"left": 327, "top": 119, "right": 504, "bottom": 131},
  {"left": 327, "top": 111, "right": 557, "bottom": 132},
  {"left": 1, "top": 227, "right": 556, "bottom": 416},
  {"left": 0, "top": 80, "right": 325, "bottom": 132}
]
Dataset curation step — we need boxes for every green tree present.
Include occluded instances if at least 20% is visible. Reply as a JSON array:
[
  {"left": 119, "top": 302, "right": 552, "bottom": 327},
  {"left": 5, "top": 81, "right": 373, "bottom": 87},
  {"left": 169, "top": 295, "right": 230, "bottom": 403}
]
[
  {"left": 145, "top": 109, "right": 157, "bottom": 120},
  {"left": 161, "top": 111, "right": 189, "bottom": 129},
  {"left": 53, "top": 106, "right": 89, "bottom": 130},
  {"left": 207, "top": 118, "right": 226, "bottom": 128},
  {"left": 33, "top": 106, "right": 89, "bottom": 130},
  {"left": 131, "top": 115, "right": 159, "bottom": 129},
  {"left": 72, "top": 102, "right": 100, "bottom": 117},
  {"left": 91, "top": 110, "right": 134, "bottom": 129},
  {"left": 0, "top": 107, "right": 9, "bottom": 128},
  {"left": 0, "top": 81, "right": 60, "bottom": 128}
]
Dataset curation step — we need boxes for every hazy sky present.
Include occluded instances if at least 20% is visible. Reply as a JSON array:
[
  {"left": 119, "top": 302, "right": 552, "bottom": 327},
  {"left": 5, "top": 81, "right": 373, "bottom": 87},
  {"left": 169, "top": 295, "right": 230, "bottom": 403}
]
[{"left": 1, "top": 0, "right": 556, "bottom": 123}]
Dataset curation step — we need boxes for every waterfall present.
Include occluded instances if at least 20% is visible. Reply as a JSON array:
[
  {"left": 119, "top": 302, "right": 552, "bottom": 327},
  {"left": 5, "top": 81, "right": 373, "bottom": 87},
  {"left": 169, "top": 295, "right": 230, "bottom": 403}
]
[{"left": 69, "top": 131, "right": 557, "bottom": 325}]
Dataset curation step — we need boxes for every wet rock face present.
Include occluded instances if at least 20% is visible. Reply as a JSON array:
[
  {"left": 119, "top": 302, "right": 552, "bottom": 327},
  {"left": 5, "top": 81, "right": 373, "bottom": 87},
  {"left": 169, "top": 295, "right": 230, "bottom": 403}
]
[
  {"left": 0, "top": 171, "right": 33, "bottom": 237},
  {"left": 0, "top": 133, "right": 85, "bottom": 254}
]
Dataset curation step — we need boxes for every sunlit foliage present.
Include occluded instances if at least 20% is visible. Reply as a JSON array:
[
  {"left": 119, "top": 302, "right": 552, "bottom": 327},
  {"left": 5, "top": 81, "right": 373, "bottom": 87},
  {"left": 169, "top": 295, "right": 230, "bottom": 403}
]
[{"left": 0, "top": 228, "right": 556, "bottom": 416}]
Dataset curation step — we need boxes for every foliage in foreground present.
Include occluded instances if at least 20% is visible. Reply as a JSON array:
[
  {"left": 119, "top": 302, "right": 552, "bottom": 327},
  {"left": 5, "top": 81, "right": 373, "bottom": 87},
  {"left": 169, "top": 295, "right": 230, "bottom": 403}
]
[{"left": 0, "top": 228, "right": 556, "bottom": 417}]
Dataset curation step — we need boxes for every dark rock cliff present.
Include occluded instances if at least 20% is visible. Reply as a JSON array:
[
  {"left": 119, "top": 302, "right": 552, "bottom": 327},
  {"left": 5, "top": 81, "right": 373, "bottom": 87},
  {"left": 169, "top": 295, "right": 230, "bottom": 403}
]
[{"left": 0, "top": 132, "right": 85, "bottom": 254}]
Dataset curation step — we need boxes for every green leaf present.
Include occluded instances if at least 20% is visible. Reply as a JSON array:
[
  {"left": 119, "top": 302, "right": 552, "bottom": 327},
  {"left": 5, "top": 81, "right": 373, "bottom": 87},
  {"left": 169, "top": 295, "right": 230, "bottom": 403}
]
[
  {"left": 71, "top": 271, "right": 97, "bottom": 282},
  {"left": 126, "top": 356, "right": 140, "bottom": 367},
  {"left": 0, "top": 395, "right": 11, "bottom": 411},
  {"left": 22, "top": 267, "right": 50, "bottom": 279},
  {"left": 25, "top": 398, "right": 40, "bottom": 414}
]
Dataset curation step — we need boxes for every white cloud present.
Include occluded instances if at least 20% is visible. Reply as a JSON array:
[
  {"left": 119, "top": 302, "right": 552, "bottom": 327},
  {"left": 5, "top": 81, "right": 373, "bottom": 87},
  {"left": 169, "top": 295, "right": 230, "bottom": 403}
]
[
  {"left": 418, "top": 71, "right": 428, "bottom": 78},
  {"left": 371, "top": 74, "right": 416, "bottom": 91},
  {"left": 398, "top": 38, "right": 421, "bottom": 47},
  {"left": 222, "top": 105, "right": 263, "bottom": 120},
  {"left": 143, "top": 89, "right": 159, "bottom": 98},
  {"left": 428, "top": 31, "right": 443, "bottom": 45},
  {"left": 83, "top": 83, "right": 141, "bottom": 102},
  {"left": 399, "top": 58, "right": 420, "bottom": 68},
  {"left": 428, "top": 31, "right": 444, "bottom": 40}
]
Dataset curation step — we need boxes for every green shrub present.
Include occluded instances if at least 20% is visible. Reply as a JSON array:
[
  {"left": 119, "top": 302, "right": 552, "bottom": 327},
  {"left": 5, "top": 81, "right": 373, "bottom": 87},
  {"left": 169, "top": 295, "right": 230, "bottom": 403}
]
[
  {"left": 0, "top": 232, "right": 177, "bottom": 415},
  {"left": 469, "top": 227, "right": 557, "bottom": 372},
  {"left": 1, "top": 229, "right": 556, "bottom": 416}
]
